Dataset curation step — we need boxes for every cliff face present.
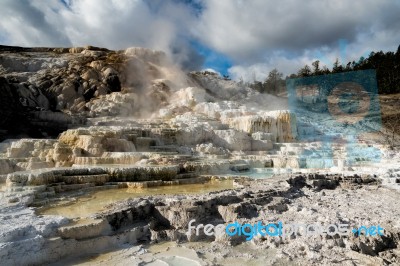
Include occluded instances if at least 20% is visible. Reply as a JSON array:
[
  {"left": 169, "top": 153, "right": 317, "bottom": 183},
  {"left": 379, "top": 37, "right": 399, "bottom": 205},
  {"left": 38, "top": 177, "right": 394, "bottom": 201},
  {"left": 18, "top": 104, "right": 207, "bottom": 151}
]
[
  {"left": 1, "top": 46, "right": 126, "bottom": 101},
  {"left": 0, "top": 45, "right": 165, "bottom": 139},
  {"left": 0, "top": 77, "right": 80, "bottom": 140},
  {"left": 0, "top": 77, "right": 27, "bottom": 139}
]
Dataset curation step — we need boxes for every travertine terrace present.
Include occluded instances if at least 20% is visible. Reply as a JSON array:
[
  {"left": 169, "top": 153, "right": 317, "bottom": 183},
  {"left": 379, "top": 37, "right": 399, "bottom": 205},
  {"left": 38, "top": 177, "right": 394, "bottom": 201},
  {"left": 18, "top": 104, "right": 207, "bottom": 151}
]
[{"left": 0, "top": 45, "right": 399, "bottom": 265}]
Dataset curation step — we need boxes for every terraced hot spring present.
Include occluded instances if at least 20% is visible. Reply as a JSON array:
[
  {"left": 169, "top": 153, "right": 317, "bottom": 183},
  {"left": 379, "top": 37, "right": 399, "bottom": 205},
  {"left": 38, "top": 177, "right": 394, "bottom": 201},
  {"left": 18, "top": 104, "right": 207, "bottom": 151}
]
[{"left": 38, "top": 179, "right": 234, "bottom": 219}]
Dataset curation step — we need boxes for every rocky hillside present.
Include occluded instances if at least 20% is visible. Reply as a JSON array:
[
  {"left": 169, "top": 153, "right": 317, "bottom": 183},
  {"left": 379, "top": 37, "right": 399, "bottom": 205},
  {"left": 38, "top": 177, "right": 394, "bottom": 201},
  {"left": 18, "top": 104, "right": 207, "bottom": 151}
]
[
  {"left": 0, "top": 45, "right": 172, "bottom": 139},
  {"left": 0, "top": 45, "right": 289, "bottom": 141}
]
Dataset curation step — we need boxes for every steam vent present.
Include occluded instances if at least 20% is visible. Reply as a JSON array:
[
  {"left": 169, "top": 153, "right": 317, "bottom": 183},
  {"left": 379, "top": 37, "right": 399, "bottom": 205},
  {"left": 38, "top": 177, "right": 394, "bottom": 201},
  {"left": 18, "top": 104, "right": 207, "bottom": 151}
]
[{"left": 1, "top": 45, "right": 400, "bottom": 265}]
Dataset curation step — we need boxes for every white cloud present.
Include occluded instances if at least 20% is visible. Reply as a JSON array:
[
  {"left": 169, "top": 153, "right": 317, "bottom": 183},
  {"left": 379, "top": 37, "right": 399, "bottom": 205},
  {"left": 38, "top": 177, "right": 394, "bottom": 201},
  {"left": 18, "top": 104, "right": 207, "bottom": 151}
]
[
  {"left": 0, "top": 0, "right": 201, "bottom": 68},
  {"left": 196, "top": 0, "right": 400, "bottom": 62},
  {"left": 0, "top": 0, "right": 399, "bottom": 77},
  {"left": 0, "top": 0, "right": 71, "bottom": 46},
  {"left": 196, "top": 0, "right": 400, "bottom": 79}
]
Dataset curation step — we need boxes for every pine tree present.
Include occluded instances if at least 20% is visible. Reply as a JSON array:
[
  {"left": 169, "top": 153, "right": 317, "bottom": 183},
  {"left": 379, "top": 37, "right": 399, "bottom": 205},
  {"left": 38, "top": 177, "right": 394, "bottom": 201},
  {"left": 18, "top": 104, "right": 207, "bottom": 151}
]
[
  {"left": 332, "top": 58, "right": 343, "bottom": 73},
  {"left": 298, "top": 65, "right": 312, "bottom": 77},
  {"left": 312, "top": 60, "right": 321, "bottom": 75}
]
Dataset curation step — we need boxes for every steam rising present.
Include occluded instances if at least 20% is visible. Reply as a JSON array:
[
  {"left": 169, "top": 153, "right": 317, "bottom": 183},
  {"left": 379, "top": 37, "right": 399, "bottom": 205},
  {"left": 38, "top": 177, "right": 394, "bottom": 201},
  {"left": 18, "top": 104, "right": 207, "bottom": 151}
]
[
  {"left": 121, "top": 47, "right": 194, "bottom": 118},
  {"left": 115, "top": 47, "right": 288, "bottom": 120}
]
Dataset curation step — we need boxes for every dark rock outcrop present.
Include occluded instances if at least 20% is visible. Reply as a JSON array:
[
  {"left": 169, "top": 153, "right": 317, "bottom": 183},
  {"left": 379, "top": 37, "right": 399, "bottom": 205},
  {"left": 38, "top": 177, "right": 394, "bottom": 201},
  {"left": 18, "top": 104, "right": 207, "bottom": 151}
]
[{"left": 0, "top": 77, "right": 80, "bottom": 140}]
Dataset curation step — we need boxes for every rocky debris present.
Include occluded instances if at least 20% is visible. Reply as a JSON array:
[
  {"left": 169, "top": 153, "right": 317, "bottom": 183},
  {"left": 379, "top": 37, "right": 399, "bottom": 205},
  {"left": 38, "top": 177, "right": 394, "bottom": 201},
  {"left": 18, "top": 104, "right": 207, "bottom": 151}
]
[
  {"left": 1, "top": 170, "right": 400, "bottom": 265},
  {"left": 287, "top": 173, "right": 382, "bottom": 191},
  {"left": 97, "top": 174, "right": 374, "bottom": 232}
]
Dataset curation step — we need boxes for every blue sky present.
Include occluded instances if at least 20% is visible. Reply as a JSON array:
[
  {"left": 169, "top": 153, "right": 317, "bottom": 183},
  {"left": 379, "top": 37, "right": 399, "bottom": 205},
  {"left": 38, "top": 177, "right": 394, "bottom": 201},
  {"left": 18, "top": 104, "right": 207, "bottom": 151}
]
[
  {"left": 1, "top": 0, "right": 399, "bottom": 81},
  {"left": 190, "top": 40, "right": 232, "bottom": 76},
  {"left": 171, "top": 0, "right": 233, "bottom": 75}
]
